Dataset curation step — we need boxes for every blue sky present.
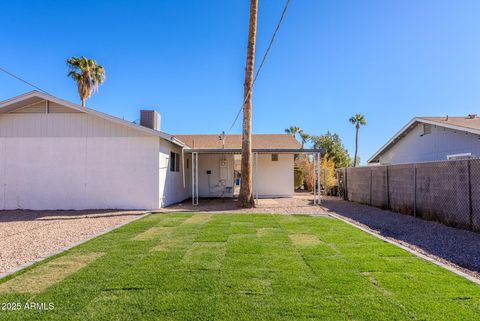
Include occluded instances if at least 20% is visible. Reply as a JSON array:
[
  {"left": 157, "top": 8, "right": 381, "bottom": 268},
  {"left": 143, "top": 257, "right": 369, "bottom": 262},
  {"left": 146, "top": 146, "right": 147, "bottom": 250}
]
[{"left": 1, "top": 0, "right": 480, "bottom": 163}]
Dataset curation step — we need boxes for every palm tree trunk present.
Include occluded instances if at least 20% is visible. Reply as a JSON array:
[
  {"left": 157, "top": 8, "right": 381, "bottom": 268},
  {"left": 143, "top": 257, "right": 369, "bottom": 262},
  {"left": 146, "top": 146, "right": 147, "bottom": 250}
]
[
  {"left": 238, "top": 0, "right": 258, "bottom": 208},
  {"left": 354, "top": 126, "right": 359, "bottom": 167},
  {"left": 81, "top": 98, "right": 86, "bottom": 107}
]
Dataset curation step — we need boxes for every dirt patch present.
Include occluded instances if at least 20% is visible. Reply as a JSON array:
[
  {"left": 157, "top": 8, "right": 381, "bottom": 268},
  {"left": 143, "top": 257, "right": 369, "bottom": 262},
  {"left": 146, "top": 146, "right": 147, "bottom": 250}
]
[
  {"left": 0, "top": 252, "right": 105, "bottom": 294},
  {"left": 181, "top": 242, "right": 226, "bottom": 270},
  {"left": 182, "top": 214, "right": 212, "bottom": 225},
  {"left": 361, "top": 272, "right": 393, "bottom": 297},
  {"left": 133, "top": 227, "right": 173, "bottom": 241},
  {"left": 256, "top": 228, "right": 281, "bottom": 237},
  {"left": 288, "top": 234, "right": 321, "bottom": 247}
]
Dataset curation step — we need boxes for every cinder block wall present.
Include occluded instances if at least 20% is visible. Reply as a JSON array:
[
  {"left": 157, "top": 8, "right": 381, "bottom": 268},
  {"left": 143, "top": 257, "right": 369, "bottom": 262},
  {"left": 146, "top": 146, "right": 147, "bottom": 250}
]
[{"left": 341, "top": 159, "right": 480, "bottom": 232}]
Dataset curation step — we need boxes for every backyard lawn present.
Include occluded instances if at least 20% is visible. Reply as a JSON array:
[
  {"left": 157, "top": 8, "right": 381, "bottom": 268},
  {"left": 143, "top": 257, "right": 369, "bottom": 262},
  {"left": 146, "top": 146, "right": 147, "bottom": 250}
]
[{"left": 0, "top": 213, "right": 479, "bottom": 320}]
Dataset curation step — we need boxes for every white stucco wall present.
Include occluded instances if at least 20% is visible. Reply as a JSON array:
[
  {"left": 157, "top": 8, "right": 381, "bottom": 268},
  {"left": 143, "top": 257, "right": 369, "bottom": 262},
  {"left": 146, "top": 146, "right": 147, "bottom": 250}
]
[
  {"left": 0, "top": 112, "right": 163, "bottom": 210},
  {"left": 159, "top": 141, "right": 190, "bottom": 206},
  {"left": 379, "top": 123, "right": 480, "bottom": 164},
  {"left": 188, "top": 153, "right": 294, "bottom": 199},
  {"left": 255, "top": 153, "right": 294, "bottom": 197},
  {"left": 196, "top": 154, "right": 235, "bottom": 198}
]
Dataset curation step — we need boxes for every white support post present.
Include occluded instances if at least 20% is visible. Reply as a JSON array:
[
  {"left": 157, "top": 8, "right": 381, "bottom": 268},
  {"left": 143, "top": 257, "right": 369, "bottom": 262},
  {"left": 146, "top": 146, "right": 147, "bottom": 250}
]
[
  {"left": 254, "top": 152, "right": 259, "bottom": 204},
  {"left": 317, "top": 152, "right": 322, "bottom": 205},
  {"left": 192, "top": 152, "right": 199, "bottom": 206},
  {"left": 196, "top": 152, "right": 198, "bottom": 205},
  {"left": 312, "top": 152, "right": 322, "bottom": 205},
  {"left": 313, "top": 153, "right": 316, "bottom": 205}
]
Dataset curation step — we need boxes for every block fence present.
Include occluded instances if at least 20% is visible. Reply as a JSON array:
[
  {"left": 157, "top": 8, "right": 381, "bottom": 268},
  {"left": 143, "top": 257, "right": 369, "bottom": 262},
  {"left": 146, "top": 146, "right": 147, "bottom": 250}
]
[{"left": 337, "top": 159, "right": 480, "bottom": 232}]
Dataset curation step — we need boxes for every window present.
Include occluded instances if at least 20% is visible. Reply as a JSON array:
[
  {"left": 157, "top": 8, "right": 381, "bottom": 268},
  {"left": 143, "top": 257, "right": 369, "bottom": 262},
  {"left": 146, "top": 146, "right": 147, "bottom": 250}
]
[
  {"left": 170, "top": 152, "right": 180, "bottom": 172},
  {"left": 186, "top": 158, "right": 190, "bottom": 169},
  {"left": 423, "top": 124, "right": 431, "bottom": 135},
  {"left": 271, "top": 154, "right": 279, "bottom": 162}
]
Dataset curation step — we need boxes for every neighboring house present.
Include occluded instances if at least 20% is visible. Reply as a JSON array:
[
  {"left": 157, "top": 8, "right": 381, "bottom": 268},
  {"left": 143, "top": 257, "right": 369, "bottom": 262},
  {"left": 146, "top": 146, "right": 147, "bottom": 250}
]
[
  {"left": 0, "top": 91, "right": 312, "bottom": 210},
  {"left": 368, "top": 115, "right": 480, "bottom": 165}
]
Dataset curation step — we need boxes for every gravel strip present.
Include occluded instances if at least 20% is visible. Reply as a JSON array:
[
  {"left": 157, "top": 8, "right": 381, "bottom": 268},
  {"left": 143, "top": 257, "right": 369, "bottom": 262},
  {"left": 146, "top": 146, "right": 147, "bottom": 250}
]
[
  {"left": 162, "top": 193, "right": 329, "bottom": 215},
  {"left": 0, "top": 210, "right": 145, "bottom": 274},
  {"left": 320, "top": 197, "right": 480, "bottom": 279}
]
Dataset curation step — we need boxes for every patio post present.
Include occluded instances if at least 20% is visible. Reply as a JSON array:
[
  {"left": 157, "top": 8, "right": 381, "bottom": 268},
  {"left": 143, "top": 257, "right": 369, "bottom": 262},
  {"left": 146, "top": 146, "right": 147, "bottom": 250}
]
[
  {"left": 317, "top": 152, "right": 322, "bottom": 205},
  {"left": 253, "top": 152, "right": 258, "bottom": 204},
  {"left": 192, "top": 152, "right": 199, "bottom": 205}
]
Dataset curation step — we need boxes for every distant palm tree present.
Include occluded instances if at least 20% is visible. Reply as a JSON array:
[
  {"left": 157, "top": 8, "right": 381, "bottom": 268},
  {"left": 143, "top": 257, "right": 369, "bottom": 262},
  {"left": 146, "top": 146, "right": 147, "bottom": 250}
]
[
  {"left": 285, "top": 126, "right": 301, "bottom": 139},
  {"left": 67, "top": 56, "right": 106, "bottom": 107},
  {"left": 349, "top": 114, "right": 366, "bottom": 167},
  {"left": 299, "top": 130, "right": 310, "bottom": 149}
]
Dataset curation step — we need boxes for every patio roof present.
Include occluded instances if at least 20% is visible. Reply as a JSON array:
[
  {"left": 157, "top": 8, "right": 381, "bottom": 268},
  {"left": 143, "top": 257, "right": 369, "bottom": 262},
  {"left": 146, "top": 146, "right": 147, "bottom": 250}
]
[
  {"left": 184, "top": 148, "right": 321, "bottom": 154},
  {"left": 174, "top": 134, "right": 301, "bottom": 150}
]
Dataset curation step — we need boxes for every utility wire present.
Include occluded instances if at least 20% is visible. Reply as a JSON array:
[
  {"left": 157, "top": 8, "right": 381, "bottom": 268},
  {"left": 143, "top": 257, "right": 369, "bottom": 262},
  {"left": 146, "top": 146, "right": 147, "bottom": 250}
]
[
  {"left": 0, "top": 67, "right": 49, "bottom": 94},
  {"left": 225, "top": 0, "right": 292, "bottom": 135}
]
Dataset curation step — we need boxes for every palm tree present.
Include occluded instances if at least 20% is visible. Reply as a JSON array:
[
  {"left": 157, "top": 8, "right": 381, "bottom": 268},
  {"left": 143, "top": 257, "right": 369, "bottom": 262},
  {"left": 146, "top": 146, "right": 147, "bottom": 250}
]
[
  {"left": 285, "top": 126, "right": 301, "bottom": 139},
  {"left": 349, "top": 114, "right": 366, "bottom": 167},
  {"left": 66, "top": 56, "right": 106, "bottom": 107},
  {"left": 299, "top": 130, "right": 310, "bottom": 149},
  {"left": 238, "top": 0, "right": 258, "bottom": 208}
]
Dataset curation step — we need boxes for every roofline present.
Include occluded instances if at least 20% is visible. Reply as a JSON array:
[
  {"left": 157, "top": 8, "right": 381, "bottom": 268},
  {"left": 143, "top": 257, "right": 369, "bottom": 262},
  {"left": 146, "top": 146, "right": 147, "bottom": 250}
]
[
  {"left": 0, "top": 91, "right": 184, "bottom": 147},
  {"left": 184, "top": 148, "right": 322, "bottom": 154},
  {"left": 367, "top": 117, "right": 480, "bottom": 163}
]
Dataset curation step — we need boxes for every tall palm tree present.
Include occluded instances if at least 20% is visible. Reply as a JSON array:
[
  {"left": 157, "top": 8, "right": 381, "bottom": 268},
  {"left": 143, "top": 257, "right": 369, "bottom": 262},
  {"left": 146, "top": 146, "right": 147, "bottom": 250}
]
[
  {"left": 285, "top": 126, "right": 301, "bottom": 139},
  {"left": 238, "top": 0, "right": 258, "bottom": 208},
  {"left": 299, "top": 130, "right": 310, "bottom": 149},
  {"left": 349, "top": 114, "right": 366, "bottom": 167},
  {"left": 66, "top": 56, "right": 106, "bottom": 107}
]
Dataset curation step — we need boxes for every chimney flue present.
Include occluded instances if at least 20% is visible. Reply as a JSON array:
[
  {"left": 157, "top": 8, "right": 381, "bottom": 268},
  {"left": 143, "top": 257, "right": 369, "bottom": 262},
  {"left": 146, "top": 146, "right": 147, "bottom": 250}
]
[{"left": 140, "top": 110, "right": 161, "bottom": 130}]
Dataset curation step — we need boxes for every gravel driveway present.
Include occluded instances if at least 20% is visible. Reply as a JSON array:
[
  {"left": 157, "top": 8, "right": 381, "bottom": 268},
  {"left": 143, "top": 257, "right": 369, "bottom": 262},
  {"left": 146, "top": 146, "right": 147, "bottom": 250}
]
[
  {"left": 321, "top": 197, "right": 480, "bottom": 279},
  {"left": 0, "top": 210, "right": 145, "bottom": 275}
]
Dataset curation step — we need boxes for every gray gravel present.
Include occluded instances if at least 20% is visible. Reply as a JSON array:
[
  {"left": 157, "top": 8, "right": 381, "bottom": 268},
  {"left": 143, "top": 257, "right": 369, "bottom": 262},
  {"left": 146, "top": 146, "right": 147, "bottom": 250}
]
[
  {"left": 321, "top": 196, "right": 480, "bottom": 279},
  {"left": 0, "top": 210, "right": 144, "bottom": 274}
]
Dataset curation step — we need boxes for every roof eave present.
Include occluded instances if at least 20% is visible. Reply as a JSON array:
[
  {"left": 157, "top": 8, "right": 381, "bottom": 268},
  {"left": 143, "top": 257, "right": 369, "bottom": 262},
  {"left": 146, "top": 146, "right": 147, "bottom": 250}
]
[
  {"left": 367, "top": 117, "right": 480, "bottom": 164},
  {"left": 184, "top": 148, "right": 322, "bottom": 154},
  {"left": 0, "top": 91, "right": 184, "bottom": 147}
]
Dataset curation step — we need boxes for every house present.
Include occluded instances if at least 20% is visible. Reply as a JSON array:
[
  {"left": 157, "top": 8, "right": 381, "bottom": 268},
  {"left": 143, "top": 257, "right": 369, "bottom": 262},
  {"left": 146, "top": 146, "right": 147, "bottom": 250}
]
[
  {"left": 175, "top": 134, "right": 304, "bottom": 203},
  {"left": 0, "top": 91, "right": 318, "bottom": 210},
  {"left": 368, "top": 115, "right": 480, "bottom": 165}
]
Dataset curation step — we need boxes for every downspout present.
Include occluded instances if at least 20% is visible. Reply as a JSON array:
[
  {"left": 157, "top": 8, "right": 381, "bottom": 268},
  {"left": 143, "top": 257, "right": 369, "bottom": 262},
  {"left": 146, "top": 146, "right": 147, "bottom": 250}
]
[{"left": 181, "top": 147, "right": 185, "bottom": 188}]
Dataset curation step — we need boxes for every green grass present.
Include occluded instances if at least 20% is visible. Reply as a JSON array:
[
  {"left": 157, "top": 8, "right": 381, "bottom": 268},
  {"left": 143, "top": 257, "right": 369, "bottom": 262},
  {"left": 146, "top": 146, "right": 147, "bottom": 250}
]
[{"left": 0, "top": 213, "right": 479, "bottom": 320}]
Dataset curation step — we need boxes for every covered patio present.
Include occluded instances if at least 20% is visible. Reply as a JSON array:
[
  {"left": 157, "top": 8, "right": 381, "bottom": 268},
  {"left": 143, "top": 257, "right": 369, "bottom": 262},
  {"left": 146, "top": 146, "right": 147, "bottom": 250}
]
[{"left": 174, "top": 134, "right": 324, "bottom": 207}]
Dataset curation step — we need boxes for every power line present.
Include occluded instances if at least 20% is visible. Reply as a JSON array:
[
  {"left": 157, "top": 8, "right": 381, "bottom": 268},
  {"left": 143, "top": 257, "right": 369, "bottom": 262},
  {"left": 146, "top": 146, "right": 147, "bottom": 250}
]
[
  {"left": 0, "top": 67, "right": 49, "bottom": 94},
  {"left": 225, "top": 0, "right": 292, "bottom": 134}
]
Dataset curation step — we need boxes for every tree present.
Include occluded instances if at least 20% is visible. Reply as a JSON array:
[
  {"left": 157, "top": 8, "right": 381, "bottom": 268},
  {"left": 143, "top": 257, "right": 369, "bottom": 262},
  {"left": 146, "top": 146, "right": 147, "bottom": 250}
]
[
  {"left": 349, "top": 114, "right": 366, "bottom": 167},
  {"left": 67, "top": 56, "right": 106, "bottom": 107},
  {"left": 238, "top": 0, "right": 258, "bottom": 208},
  {"left": 311, "top": 132, "right": 351, "bottom": 168},
  {"left": 285, "top": 126, "right": 301, "bottom": 139},
  {"left": 299, "top": 130, "right": 310, "bottom": 148}
]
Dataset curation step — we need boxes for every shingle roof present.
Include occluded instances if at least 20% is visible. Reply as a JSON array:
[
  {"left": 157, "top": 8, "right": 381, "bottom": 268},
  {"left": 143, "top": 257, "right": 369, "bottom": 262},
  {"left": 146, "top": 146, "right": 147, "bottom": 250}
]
[
  {"left": 174, "top": 134, "right": 302, "bottom": 150},
  {"left": 419, "top": 116, "right": 480, "bottom": 131}
]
